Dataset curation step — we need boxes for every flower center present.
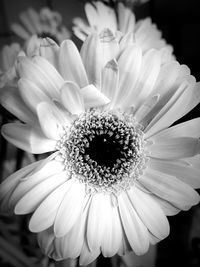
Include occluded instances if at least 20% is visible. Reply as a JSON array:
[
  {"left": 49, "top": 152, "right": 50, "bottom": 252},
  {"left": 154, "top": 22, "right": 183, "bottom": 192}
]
[{"left": 58, "top": 110, "right": 146, "bottom": 194}]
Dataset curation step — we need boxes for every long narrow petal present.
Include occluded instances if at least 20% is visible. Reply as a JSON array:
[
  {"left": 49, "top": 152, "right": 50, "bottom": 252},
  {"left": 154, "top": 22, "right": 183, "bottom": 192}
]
[
  {"left": 79, "top": 241, "right": 100, "bottom": 266},
  {"left": 11, "top": 23, "right": 30, "bottom": 39},
  {"left": 61, "top": 195, "right": 91, "bottom": 258},
  {"left": 87, "top": 193, "right": 107, "bottom": 251},
  {"left": 18, "top": 78, "right": 50, "bottom": 114},
  {"left": 17, "top": 57, "right": 61, "bottom": 99},
  {"left": 37, "top": 228, "right": 55, "bottom": 257},
  {"left": 54, "top": 180, "right": 85, "bottom": 237},
  {"left": 148, "top": 158, "right": 200, "bottom": 189},
  {"left": 118, "top": 192, "right": 149, "bottom": 255},
  {"left": 19, "top": 11, "right": 36, "bottom": 34},
  {"left": 149, "top": 118, "right": 200, "bottom": 141},
  {"left": 29, "top": 179, "right": 74, "bottom": 232},
  {"left": 127, "top": 186, "right": 170, "bottom": 240},
  {"left": 101, "top": 59, "right": 119, "bottom": 101},
  {"left": 14, "top": 171, "right": 67, "bottom": 214},
  {"left": 145, "top": 80, "right": 200, "bottom": 138},
  {"left": 58, "top": 40, "right": 88, "bottom": 87},
  {"left": 9, "top": 158, "right": 64, "bottom": 208},
  {"left": 0, "top": 161, "right": 41, "bottom": 212},
  {"left": 1, "top": 87, "right": 37, "bottom": 126},
  {"left": 80, "top": 33, "right": 102, "bottom": 89},
  {"left": 149, "top": 137, "right": 200, "bottom": 159},
  {"left": 126, "top": 49, "right": 161, "bottom": 109},
  {"left": 101, "top": 195, "right": 122, "bottom": 257},
  {"left": 61, "top": 82, "right": 85, "bottom": 115},
  {"left": 2, "top": 123, "right": 56, "bottom": 154},
  {"left": 37, "top": 38, "right": 60, "bottom": 69},
  {"left": 37, "top": 102, "right": 62, "bottom": 140},
  {"left": 140, "top": 168, "right": 200, "bottom": 210},
  {"left": 118, "top": 3, "right": 136, "bottom": 33},
  {"left": 113, "top": 44, "right": 142, "bottom": 108}
]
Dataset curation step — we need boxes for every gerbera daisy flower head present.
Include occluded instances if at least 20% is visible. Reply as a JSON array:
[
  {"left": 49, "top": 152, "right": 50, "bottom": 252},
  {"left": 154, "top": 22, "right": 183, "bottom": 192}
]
[
  {"left": 11, "top": 7, "right": 71, "bottom": 45},
  {"left": 0, "top": 33, "right": 200, "bottom": 265},
  {"left": 73, "top": 1, "right": 174, "bottom": 63}
]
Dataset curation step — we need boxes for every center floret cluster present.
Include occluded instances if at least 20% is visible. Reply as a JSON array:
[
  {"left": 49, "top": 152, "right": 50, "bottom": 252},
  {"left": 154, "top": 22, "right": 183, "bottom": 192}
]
[{"left": 58, "top": 110, "right": 146, "bottom": 194}]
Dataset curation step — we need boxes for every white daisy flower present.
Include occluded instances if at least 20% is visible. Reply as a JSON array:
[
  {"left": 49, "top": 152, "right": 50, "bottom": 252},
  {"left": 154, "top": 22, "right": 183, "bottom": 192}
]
[
  {"left": 11, "top": 7, "right": 71, "bottom": 44},
  {"left": 73, "top": 1, "right": 174, "bottom": 63},
  {"left": 0, "top": 33, "right": 200, "bottom": 265}
]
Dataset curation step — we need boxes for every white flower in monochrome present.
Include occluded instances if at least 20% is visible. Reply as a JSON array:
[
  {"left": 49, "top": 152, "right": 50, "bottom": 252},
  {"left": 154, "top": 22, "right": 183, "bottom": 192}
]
[
  {"left": 0, "top": 43, "right": 22, "bottom": 88},
  {"left": 0, "top": 34, "right": 200, "bottom": 265},
  {"left": 73, "top": 1, "right": 173, "bottom": 63},
  {"left": 11, "top": 7, "right": 71, "bottom": 44}
]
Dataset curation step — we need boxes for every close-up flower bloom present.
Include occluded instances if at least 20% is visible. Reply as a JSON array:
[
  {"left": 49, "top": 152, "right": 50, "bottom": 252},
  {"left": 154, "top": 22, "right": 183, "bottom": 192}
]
[
  {"left": 11, "top": 7, "right": 71, "bottom": 45},
  {"left": 73, "top": 1, "right": 174, "bottom": 63},
  {"left": 0, "top": 32, "right": 200, "bottom": 265}
]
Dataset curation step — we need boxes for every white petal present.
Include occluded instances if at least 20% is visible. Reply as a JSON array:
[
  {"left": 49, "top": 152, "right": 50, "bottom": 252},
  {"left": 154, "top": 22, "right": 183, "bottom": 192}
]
[
  {"left": 17, "top": 57, "right": 60, "bottom": 99},
  {"left": 148, "top": 158, "right": 200, "bottom": 189},
  {"left": 85, "top": 2, "right": 99, "bottom": 29},
  {"left": 150, "top": 118, "right": 200, "bottom": 141},
  {"left": 11, "top": 23, "right": 30, "bottom": 39},
  {"left": 2, "top": 123, "right": 56, "bottom": 154},
  {"left": 81, "top": 84, "right": 110, "bottom": 109},
  {"left": 32, "top": 56, "right": 64, "bottom": 89},
  {"left": 80, "top": 33, "right": 102, "bottom": 89},
  {"left": 118, "top": 3, "right": 136, "bottom": 33},
  {"left": 60, "top": 82, "right": 85, "bottom": 115},
  {"left": 1, "top": 87, "right": 37, "bottom": 126},
  {"left": 29, "top": 179, "right": 74, "bottom": 232},
  {"left": 37, "top": 38, "right": 60, "bottom": 68},
  {"left": 37, "top": 227, "right": 55, "bottom": 257},
  {"left": 126, "top": 49, "right": 161, "bottom": 109},
  {"left": 18, "top": 78, "right": 50, "bottom": 114},
  {"left": 60, "top": 195, "right": 91, "bottom": 258},
  {"left": 87, "top": 193, "right": 106, "bottom": 251},
  {"left": 58, "top": 40, "right": 88, "bottom": 87},
  {"left": 54, "top": 180, "right": 85, "bottom": 237},
  {"left": 14, "top": 172, "right": 67, "bottom": 214},
  {"left": 145, "top": 79, "right": 200, "bottom": 138},
  {"left": 127, "top": 186, "right": 170, "bottom": 240},
  {"left": 149, "top": 137, "right": 200, "bottom": 159},
  {"left": 113, "top": 44, "right": 142, "bottom": 108},
  {"left": 101, "top": 195, "right": 122, "bottom": 257},
  {"left": 27, "top": 8, "right": 41, "bottom": 32},
  {"left": 9, "top": 158, "right": 64, "bottom": 208},
  {"left": 118, "top": 192, "right": 149, "bottom": 255},
  {"left": 150, "top": 194, "right": 180, "bottom": 216},
  {"left": 79, "top": 241, "right": 100, "bottom": 266},
  {"left": 0, "top": 161, "right": 41, "bottom": 212},
  {"left": 101, "top": 59, "right": 119, "bottom": 102},
  {"left": 140, "top": 168, "right": 200, "bottom": 210},
  {"left": 37, "top": 102, "right": 61, "bottom": 140},
  {"left": 19, "top": 11, "right": 36, "bottom": 34},
  {"left": 135, "top": 94, "right": 160, "bottom": 123}
]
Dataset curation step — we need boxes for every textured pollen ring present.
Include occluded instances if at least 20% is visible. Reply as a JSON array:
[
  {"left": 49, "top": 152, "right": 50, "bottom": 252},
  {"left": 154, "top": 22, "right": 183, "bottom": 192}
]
[{"left": 57, "top": 110, "right": 147, "bottom": 194}]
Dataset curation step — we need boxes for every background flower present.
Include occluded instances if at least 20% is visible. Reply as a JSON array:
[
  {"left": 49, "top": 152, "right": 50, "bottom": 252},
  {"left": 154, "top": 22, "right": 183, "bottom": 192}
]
[
  {"left": 11, "top": 7, "right": 71, "bottom": 45},
  {"left": 73, "top": 1, "right": 174, "bottom": 63}
]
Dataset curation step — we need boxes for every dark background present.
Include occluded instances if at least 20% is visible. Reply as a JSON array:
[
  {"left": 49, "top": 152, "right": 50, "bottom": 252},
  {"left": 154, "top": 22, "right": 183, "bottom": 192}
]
[{"left": 0, "top": 0, "right": 200, "bottom": 267}]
